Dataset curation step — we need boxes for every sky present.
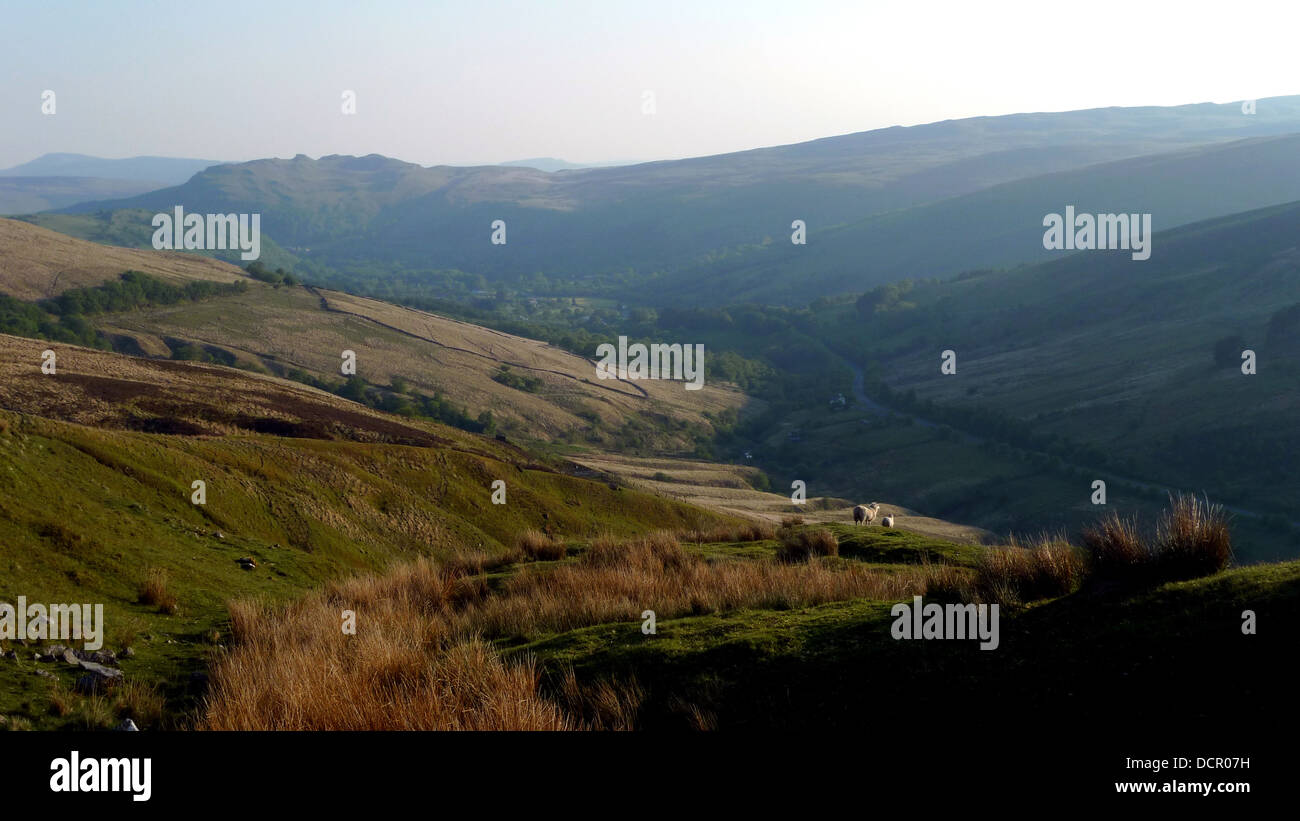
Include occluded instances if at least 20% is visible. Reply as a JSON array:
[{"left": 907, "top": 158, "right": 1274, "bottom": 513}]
[{"left": 2, "top": 0, "right": 1298, "bottom": 169}]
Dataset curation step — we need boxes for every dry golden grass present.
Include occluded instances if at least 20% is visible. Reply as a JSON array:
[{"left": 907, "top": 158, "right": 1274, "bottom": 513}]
[
  {"left": 202, "top": 535, "right": 938, "bottom": 730},
  {"left": 202, "top": 553, "right": 649, "bottom": 731},
  {"left": 916, "top": 557, "right": 977, "bottom": 603},
  {"left": 1082, "top": 512, "right": 1147, "bottom": 575},
  {"left": 460, "top": 532, "right": 917, "bottom": 638},
  {"left": 93, "top": 284, "right": 749, "bottom": 450},
  {"left": 1082, "top": 495, "right": 1232, "bottom": 584},
  {"left": 518, "top": 529, "right": 567, "bottom": 561},
  {"left": 974, "top": 540, "right": 1087, "bottom": 605},
  {"left": 1155, "top": 493, "right": 1233, "bottom": 578},
  {"left": 675, "top": 521, "right": 776, "bottom": 543},
  {"left": 0, "top": 217, "right": 247, "bottom": 300}
]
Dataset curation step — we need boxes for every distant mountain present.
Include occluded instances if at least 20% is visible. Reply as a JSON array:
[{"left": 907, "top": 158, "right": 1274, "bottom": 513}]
[
  {"left": 661, "top": 131, "right": 1300, "bottom": 303},
  {"left": 0, "top": 153, "right": 224, "bottom": 184},
  {"left": 496, "top": 157, "right": 635, "bottom": 171},
  {"left": 47, "top": 96, "right": 1300, "bottom": 302},
  {"left": 0, "top": 176, "right": 167, "bottom": 216}
]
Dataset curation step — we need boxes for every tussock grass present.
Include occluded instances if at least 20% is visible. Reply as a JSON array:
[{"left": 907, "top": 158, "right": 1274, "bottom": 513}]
[
  {"left": 518, "top": 529, "right": 567, "bottom": 561},
  {"left": 137, "top": 567, "right": 178, "bottom": 615},
  {"left": 917, "top": 556, "right": 976, "bottom": 603},
  {"left": 114, "top": 681, "right": 166, "bottom": 729},
  {"left": 1083, "top": 494, "right": 1232, "bottom": 584},
  {"left": 1082, "top": 513, "right": 1147, "bottom": 576},
  {"left": 201, "top": 497, "right": 1238, "bottom": 730},
  {"left": 776, "top": 527, "right": 839, "bottom": 562},
  {"left": 202, "top": 535, "right": 930, "bottom": 729},
  {"left": 44, "top": 680, "right": 162, "bottom": 730},
  {"left": 975, "top": 536, "right": 1087, "bottom": 605},
  {"left": 1156, "top": 494, "right": 1233, "bottom": 579},
  {"left": 0, "top": 715, "right": 33, "bottom": 731},
  {"left": 676, "top": 522, "right": 777, "bottom": 543}
]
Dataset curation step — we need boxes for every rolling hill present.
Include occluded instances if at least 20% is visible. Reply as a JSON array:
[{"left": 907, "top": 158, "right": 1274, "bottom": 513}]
[
  {"left": 825, "top": 198, "right": 1300, "bottom": 529},
  {"left": 0, "top": 333, "right": 744, "bottom": 728},
  {"left": 0, "top": 218, "right": 248, "bottom": 300},
  {"left": 660, "top": 132, "right": 1300, "bottom": 303},
  {"left": 37, "top": 96, "right": 1300, "bottom": 302},
  {"left": 0, "top": 218, "right": 752, "bottom": 453}
]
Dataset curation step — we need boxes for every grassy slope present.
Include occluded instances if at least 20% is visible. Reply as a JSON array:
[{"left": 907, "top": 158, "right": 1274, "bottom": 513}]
[
  {"left": 85, "top": 283, "right": 750, "bottom": 449},
  {"left": 512, "top": 549, "right": 1297, "bottom": 731},
  {"left": 837, "top": 200, "right": 1300, "bottom": 520},
  {"left": 661, "top": 133, "right": 1300, "bottom": 303},
  {"left": 0, "top": 401, "right": 738, "bottom": 728},
  {"left": 0, "top": 217, "right": 249, "bottom": 300}
]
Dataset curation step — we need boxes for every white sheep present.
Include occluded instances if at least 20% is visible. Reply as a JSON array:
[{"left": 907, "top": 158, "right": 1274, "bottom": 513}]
[
  {"left": 853, "top": 502, "right": 880, "bottom": 525},
  {"left": 881, "top": 515, "right": 895, "bottom": 528}
]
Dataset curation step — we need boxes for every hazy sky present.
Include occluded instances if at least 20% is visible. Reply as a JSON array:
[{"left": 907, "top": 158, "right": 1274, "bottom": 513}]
[{"left": 2, "top": 0, "right": 1297, "bottom": 168}]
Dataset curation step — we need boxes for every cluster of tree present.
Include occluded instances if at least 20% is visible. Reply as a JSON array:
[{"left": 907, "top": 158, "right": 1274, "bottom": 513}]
[
  {"left": 855, "top": 279, "right": 917, "bottom": 316},
  {"left": 0, "top": 271, "right": 249, "bottom": 350},
  {"left": 43, "top": 270, "right": 249, "bottom": 317},
  {"left": 491, "top": 365, "right": 543, "bottom": 393},
  {"left": 244, "top": 262, "right": 299, "bottom": 286},
  {"left": 0, "top": 294, "right": 101, "bottom": 348}
]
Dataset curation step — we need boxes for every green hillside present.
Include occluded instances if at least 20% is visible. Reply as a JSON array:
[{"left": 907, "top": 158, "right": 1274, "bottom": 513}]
[
  {"left": 660, "top": 132, "right": 1300, "bottom": 303},
  {"left": 516, "top": 549, "right": 1297, "bottom": 730},
  {"left": 804, "top": 199, "right": 1300, "bottom": 545},
  {"left": 0, "top": 398, "right": 737, "bottom": 728}
]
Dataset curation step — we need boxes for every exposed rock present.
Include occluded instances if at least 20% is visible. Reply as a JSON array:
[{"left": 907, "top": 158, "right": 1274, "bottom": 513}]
[
  {"left": 60, "top": 649, "right": 79, "bottom": 665},
  {"left": 121, "top": 647, "right": 136, "bottom": 659},
  {"left": 75, "top": 661, "right": 124, "bottom": 694},
  {"left": 34, "top": 669, "right": 54, "bottom": 678},
  {"left": 74, "top": 649, "right": 117, "bottom": 666},
  {"left": 236, "top": 557, "right": 257, "bottom": 570},
  {"left": 115, "top": 719, "right": 139, "bottom": 732}
]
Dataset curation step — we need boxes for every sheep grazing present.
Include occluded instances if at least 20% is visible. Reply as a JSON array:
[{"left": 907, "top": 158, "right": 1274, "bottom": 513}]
[
  {"left": 881, "top": 515, "right": 895, "bottom": 528},
  {"left": 852, "top": 503, "right": 880, "bottom": 525}
]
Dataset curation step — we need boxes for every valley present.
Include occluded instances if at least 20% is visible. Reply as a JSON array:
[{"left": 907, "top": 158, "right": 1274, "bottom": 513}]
[{"left": 1, "top": 93, "right": 1297, "bottom": 741}]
